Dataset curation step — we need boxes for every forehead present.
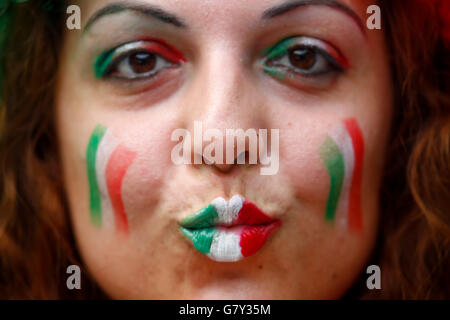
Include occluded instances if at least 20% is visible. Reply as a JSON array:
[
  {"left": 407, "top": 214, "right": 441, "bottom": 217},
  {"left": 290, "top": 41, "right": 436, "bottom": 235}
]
[{"left": 78, "top": 0, "right": 371, "bottom": 28}]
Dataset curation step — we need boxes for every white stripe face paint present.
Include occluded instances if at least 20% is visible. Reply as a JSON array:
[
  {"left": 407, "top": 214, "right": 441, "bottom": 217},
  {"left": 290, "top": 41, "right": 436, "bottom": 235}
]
[
  {"left": 211, "top": 195, "right": 244, "bottom": 225},
  {"left": 228, "top": 195, "right": 244, "bottom": 221},
  {"left": 208, "top": 227, "right": 244, "bottom": 262},
  {"left": 95, "top": 129, "right": 118, "bottom": 230},
  {"left": 329, "top": 125, "right": 355, "bottom": 227},
  {"left": 211, "top": 197, "right": 228, "bottom": 224}
]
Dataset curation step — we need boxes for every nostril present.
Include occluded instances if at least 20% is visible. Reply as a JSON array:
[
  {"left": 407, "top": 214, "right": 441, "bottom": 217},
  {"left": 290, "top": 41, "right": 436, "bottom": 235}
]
[
  {"left": 203, "top": 150, "right": 251, "bottom": 173},
  {"left": 212, "top": 163, "right": 234, "bottom": 173},
  {"left": 236, "top": 150, "right": 250, "bottom": 164}
]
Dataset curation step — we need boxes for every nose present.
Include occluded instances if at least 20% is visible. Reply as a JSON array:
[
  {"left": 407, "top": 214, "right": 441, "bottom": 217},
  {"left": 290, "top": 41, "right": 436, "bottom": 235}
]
[
  {"left": 181, "top": 44, "right": 268, "bottom": 174},
  {"left": 199, "top": 126, "right": 255, "bottom": 173}
]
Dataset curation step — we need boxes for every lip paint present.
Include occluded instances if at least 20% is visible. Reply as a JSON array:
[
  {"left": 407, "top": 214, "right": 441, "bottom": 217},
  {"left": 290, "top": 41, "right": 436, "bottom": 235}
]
[{"left": 180, "top": 195, "right": 281, "bottom": 262}]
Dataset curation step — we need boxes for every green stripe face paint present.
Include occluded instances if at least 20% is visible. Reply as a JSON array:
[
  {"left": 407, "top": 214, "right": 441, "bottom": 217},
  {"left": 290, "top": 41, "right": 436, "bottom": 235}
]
[
  {"left": 94, "top": 49, "right": 115, "bottom": 78},
  {"left": 261, "top": 37, "right": 297, "bottom": 60},
  {"left": 180, "top": 204, "right": 218, "bottom": 254},
  {"left": 180, "top": 204, "right": 218, "bottom": 229},
  {"left": 319, "top": 136, "right": 345, "bottom": 221},
  {"left": 262, "top": 65, "right": 287, "bottom": 80},
  {"left": 259, "top": 37, "right": 297, "bottom": 80},
  {"left": 86, "top": 124, "right": 107, "bottom": 227},
  {"left": 180, "top": 227, "right": 216, "bottom": 254}
]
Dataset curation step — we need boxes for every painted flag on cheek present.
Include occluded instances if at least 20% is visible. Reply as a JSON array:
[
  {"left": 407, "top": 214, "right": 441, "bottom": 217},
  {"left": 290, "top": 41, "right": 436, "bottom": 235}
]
[
  {"left": 86, "top": 125, "right": 136, "bottom": 234},
  {"left": 319, "top": 118, "right": 364, "bottom": 233}
]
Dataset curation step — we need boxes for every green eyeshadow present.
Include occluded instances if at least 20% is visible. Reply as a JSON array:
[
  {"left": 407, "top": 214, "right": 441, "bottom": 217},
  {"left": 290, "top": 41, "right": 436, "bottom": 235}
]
[
  {"left": 261, "top": 37, "right": 297, "bottom": 60},
  {"left": 94, "top": 49, "right": 115, "bottom": 78}
]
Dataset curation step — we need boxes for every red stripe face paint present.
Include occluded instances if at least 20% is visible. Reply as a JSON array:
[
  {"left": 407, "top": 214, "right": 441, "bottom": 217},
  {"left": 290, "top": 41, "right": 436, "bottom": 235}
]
[
  {"left": 136, "top": 37, "right": 187, "bottom": 63},
  {"left": 237, "top": 201, "right": 274, "bottom": 225},
  {"left": 343, "top": 118, "right": 364, "bottom": 233},
  {"left": 86, "top": 125, "right": 136, "bottom": 234},
  {"left": 240, "top": 221, "right": 282, "bottom": 257},
  {"left": 180, "top": 195, "right": 281, "bottom": 262},
  {"left": 105, "top": 145, "right": 137, "bottom": 235},
  {"left": 320, "top": 118, "right": 365, "bottom": 233}
]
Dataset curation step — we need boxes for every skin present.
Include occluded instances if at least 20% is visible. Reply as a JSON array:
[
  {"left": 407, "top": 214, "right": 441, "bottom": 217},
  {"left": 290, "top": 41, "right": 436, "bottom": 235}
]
[{"left": 56, "top": 0, "right": 392, "bottom": 299}]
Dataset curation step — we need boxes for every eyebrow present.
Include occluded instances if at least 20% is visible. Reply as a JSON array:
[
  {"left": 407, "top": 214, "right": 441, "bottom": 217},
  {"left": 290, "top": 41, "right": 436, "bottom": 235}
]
[
  {"left": 83, "top": 2, "right": 187, "bottom": 32},
  {"left": 262, "top": 0, "right": 366, "bottom": 35}
]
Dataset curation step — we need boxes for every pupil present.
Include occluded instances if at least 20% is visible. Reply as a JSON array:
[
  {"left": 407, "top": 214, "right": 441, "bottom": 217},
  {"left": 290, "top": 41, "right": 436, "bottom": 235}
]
[
  {"left": 288, "top": 46, "right": 316, "bottom": 70},
  {"left": 129, "top": 52, "right": 156, "bottom": 73}
]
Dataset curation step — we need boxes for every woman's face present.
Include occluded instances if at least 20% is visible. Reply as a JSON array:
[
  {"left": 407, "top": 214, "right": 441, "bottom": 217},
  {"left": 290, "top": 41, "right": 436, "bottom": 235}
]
[{"left": 56, "top": 0, "right": 392, "bottom": 298}]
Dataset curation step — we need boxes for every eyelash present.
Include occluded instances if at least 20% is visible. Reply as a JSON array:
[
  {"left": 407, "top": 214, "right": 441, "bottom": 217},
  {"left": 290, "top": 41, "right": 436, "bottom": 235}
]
[
  {"left": 94, "top": 40, "right": 185, "bottom": 80},
  {"left": 93, "top": 36, "right": 346, "bottom": 88},
  {"left": 260, "top": 36, "right": 347, "bottom": 81}
]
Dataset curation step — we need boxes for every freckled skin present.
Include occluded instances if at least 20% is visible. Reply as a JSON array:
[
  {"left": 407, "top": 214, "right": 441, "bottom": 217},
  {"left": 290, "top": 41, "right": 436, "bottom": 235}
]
[{"left": 56, "top": 0, "right": 392, "bottom": 298}]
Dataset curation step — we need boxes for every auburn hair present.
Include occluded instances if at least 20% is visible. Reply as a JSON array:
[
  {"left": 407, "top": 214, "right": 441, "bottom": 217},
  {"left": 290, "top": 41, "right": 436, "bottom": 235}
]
[{"left": 0, "top": 0, "right": 449, "bottom": 299}]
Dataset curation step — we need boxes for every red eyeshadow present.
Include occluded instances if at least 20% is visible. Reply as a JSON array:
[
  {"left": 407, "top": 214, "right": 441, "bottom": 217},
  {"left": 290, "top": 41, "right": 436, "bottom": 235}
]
[{"left": 138, "top": 37, "right": 186, "bottom": 63}]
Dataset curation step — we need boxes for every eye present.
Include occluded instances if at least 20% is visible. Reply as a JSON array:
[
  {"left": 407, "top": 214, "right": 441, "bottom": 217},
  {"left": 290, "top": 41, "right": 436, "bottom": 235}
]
[
  {"left": 268, "top": 45, "right": 339, "bottom": 75},
  {"left": 114, "top": 51, "right": 171, "bottom": 79},
  {"left": 261, "top": 36, "right": 347, "bottom": 80},
  {"left": 287, "top": 46, "right": 317, "bottom": 70},
  {"left": 94, "top": 40, "right": 185, "bottom": 80}
]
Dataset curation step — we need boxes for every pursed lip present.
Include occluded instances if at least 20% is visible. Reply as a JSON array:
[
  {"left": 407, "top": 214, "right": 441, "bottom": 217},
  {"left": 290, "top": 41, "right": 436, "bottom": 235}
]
[
  {"left": 180, "top": 195, "right": 276, "bottom": 228},
  {"left": 179, "top": 195, "right": 281, "bottom": 262}
]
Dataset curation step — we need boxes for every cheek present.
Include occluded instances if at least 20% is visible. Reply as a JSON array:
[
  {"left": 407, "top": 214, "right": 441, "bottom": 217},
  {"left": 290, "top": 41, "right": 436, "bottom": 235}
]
[
  {"left": 82, "top": 115, "right": 180, "bottom": 235},
  {"left": 279, "top": 116, "right": 369, "bottom": 234},
  {"left": 280, "top": 126, "right": 329, "bottom": 206},
  {"left": 117, "top": 149, "right": 173, "bottom": 236},
  {"left": 120, "top": 130, "right": 173, "bottom": 220}
]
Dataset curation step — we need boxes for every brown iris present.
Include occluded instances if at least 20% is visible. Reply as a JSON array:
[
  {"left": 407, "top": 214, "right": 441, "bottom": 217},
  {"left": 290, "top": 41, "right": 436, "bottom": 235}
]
[
  {"left": 288, "top": 46, "right": 316, "bottom": 70},
  {"left": 129, "top": 52, "right": 157, "bottom": 74}
]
